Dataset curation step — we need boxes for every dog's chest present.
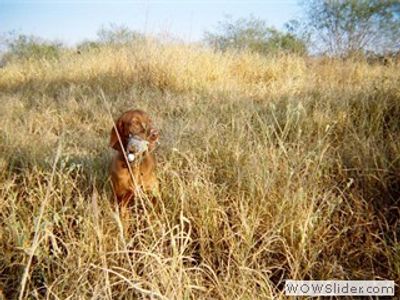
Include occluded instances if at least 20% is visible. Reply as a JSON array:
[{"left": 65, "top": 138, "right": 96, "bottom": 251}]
[{"left": 111, "top": 154, "right": 155, "bottom": 189}]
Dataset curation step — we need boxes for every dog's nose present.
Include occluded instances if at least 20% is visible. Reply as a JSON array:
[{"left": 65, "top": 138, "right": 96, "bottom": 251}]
[{"left": 149, "top": 128, "right": 159, "bottom": 141}]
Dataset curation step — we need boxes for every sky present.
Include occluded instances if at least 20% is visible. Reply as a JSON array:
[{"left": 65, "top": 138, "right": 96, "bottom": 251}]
[{"left": 0, "top": 0, "right": 302, "bottom": 45}]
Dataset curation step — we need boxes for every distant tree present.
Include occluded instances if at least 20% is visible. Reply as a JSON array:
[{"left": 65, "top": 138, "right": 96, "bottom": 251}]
[
  {"left": 302, "top": 0, "right": 400, "bottom": 56},
  {"left": 76, "top": 24, "right": 146, "bottom": 53},
  {"left": 204, "top": 16, "right": 307, "bottom": 55},
  {"left": 76, "top": 40, "right": 101, "bottom": 52},
  {"left": 97, "top": 24, "right": 145, "bottom": 46},
  {"left": 2, "top": 33, "right": 62, "bottom": 62}
]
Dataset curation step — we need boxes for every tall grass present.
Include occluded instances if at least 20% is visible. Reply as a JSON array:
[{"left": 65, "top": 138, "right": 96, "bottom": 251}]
[{"left": 0, "top": 41, "right": 399, "bottom": 299}]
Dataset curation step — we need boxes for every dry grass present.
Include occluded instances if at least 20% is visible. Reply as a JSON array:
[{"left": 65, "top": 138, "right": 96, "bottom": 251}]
[{"left": 0, "top": 41, "right": 399, "bottom": 299}]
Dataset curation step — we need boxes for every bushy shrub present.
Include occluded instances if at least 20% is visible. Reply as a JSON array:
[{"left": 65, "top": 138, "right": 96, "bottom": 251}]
[
  {"left": 76, "top": 24, "right": 146, "bottom": 54},
  {"left": 204, "top": 16, "right": 307, "bottom": 55},
  {"left": 96, "top": 24, "right": 145, "bottom": 46},
  {"left": 5, "top": 34, "right": 62, "bottom": 61},
  {"left": 76, "top": 40, "right": 102, "bottom": 53}
]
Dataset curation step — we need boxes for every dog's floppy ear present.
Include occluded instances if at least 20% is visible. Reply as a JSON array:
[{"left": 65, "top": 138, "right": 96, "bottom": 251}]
[{"left": 110, "top": 119, "right": 124, "bottom": 151}]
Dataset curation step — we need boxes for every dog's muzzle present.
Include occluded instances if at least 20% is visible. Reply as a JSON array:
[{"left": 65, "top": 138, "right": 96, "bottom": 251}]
[{"left": 126, "top": 135, "right": 149, "bottom": 162}]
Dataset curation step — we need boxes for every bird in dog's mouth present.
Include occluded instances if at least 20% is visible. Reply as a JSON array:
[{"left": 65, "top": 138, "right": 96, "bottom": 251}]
[{"left": 126, "top": 134, "right": 149, "bottom": 162}]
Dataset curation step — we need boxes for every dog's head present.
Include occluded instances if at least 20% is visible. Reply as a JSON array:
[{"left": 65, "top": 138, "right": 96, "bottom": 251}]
[{"left": 110, "top": 109, "right": 159, "bottom": 154}]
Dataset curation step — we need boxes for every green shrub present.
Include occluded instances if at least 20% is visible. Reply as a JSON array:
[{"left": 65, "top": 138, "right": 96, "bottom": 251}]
[
  {"left": 75, "top": 24, "right": 146, "bottom": 54},
  {"left": 96, "top": 24, "right": 145, "bottom": 46},
  {"left": 204, "top": 16, "right": 307, "bottom": 55},
  {"left": 5, "top": 34, "right": 62, "bottom": 61},
  {"left": 76, "top": 40, "right": 102, "bottom": 53}
]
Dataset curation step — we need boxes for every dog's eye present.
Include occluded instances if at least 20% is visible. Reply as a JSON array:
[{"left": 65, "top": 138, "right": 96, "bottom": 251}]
[
  {"left": 131, "top": 125, "right": 145, "bottom": 134},
  {"left": 130, "top": 121, "right": 140, "bottom": 129}
]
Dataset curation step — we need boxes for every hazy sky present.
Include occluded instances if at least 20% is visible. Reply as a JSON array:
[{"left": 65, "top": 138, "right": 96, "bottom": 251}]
[{"left": 1, "top": 1, "right": 302, "bottom": 45}]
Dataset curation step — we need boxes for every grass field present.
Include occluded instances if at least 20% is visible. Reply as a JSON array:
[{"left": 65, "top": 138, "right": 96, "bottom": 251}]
[{"left": 0, "top": 41, "right": 399, "bottom": 299}]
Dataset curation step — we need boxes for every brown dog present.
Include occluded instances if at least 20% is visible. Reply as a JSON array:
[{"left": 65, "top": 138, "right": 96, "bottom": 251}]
[{"left": 109, "top": 109, "right": 159, "bottom": 206}]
